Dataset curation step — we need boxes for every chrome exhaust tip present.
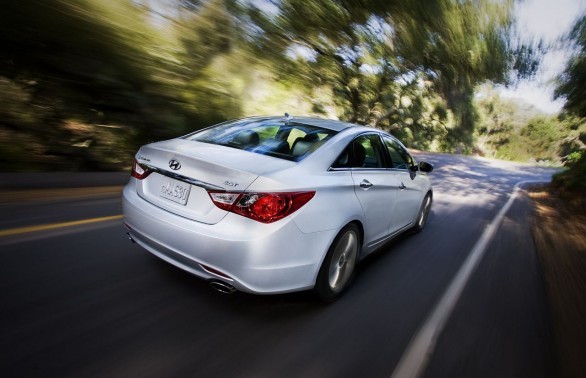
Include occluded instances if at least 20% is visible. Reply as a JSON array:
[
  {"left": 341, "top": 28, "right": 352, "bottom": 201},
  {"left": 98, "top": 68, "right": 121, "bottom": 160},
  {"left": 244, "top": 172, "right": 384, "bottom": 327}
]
[{"left": 209, "top": 280, "right": 237, "bottom": 294}]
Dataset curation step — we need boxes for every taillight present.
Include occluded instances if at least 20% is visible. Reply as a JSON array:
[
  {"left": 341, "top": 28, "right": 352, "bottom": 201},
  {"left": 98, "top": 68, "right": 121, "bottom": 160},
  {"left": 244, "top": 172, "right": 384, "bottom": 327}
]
[
  {"left": 208, "top": 191, "right": 315, "bottom": 223},
  {"left": 131, "top": 159, "right": 152, "bottom": 180}
]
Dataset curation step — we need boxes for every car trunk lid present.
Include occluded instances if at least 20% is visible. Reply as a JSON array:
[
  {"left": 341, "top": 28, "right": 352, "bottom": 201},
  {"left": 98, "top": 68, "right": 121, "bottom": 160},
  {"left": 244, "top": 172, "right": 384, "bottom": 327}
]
[{"left": 134, "top": 139, "right": 295, "bottom": 224}]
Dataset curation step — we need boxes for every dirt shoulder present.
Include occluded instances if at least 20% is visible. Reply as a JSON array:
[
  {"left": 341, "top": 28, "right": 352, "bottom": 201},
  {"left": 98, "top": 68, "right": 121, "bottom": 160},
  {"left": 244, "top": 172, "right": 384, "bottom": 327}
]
[{"left": 528, "top": 186, "right": 586, "bottom": 378}]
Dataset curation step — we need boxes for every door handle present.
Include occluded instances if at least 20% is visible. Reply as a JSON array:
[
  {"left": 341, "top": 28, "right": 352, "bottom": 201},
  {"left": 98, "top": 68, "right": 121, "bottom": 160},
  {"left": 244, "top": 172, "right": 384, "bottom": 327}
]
[
  {"left": 360, "top": 180, "right": 373, "bottom": 189},
  {"left": 399, "top": 182, "right": 406, "bottom": 190}
]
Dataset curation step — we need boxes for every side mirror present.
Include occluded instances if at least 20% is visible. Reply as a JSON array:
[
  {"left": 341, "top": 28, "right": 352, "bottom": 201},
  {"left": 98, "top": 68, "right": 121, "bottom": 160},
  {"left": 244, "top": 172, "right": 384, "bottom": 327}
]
[{"left": 419, "top": 161, "right": 433, "bottom": 173}]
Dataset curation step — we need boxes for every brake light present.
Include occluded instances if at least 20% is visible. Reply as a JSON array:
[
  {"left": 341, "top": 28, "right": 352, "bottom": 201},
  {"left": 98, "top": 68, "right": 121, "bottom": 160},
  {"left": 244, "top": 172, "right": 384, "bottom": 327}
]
[
  {"left": 131, "top": 159, "right": 152, "bottom": 180},
  {"left": 208, "top": 191, "right": 315, "bottom": 223}
]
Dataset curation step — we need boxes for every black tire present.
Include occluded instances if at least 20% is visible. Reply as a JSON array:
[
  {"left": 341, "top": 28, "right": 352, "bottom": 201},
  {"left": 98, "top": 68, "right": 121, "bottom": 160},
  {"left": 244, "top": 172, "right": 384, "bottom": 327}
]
[
  {"left": 314, "top": 223, "right": 360, "bottom": 302},
  {"left": 412, "top": 192, "right": 432, "bottom": 233}
]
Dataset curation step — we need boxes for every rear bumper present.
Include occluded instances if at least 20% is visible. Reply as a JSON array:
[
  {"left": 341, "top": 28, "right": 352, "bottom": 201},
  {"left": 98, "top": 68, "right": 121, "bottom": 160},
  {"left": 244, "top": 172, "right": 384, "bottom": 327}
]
[{"left": 122, "top": 182, "right": 336, "bottom": 294}]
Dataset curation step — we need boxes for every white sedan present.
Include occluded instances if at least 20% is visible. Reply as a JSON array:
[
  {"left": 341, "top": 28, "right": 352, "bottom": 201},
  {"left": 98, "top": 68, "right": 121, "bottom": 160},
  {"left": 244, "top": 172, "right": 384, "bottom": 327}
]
[{"left": 122, "top": 115, "right": 433, "bottom": 301}]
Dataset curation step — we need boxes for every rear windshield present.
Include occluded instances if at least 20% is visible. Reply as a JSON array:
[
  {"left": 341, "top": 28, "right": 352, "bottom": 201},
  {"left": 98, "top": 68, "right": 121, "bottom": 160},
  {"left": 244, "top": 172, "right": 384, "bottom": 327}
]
[{"left": 185, "top": 119, "right": 338, "bottom": 161}]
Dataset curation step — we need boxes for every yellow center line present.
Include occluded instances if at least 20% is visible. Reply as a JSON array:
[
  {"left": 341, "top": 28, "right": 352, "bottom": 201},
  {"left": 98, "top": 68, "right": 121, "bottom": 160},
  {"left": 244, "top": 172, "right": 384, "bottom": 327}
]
[{"left": 0, "top": 215, "right": 124, "bottom": 237}]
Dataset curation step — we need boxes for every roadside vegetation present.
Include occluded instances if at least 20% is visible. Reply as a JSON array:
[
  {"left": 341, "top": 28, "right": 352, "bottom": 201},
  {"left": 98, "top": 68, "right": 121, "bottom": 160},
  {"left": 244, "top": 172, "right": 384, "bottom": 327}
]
[
  {"left": 0, "top": 0, "right": 564, "bottom": 171},
  {"left": 475, "top": 87, "right": 586, "bottom": 164},
  {"left": 551, "top": 14, "right": 586, "bottom": 194},
  {"left": 528, "top": 13, "right": 586, "bottom": 378},
  {"left": 0, "top": 1, "right": 584, "bottom": 173}
]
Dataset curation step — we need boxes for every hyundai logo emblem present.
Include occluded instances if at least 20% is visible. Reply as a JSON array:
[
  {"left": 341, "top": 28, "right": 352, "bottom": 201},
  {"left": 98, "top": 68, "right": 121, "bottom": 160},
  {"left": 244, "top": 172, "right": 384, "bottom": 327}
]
[{"left": 169, "top": 159, "right": 181, "bottom": 170}]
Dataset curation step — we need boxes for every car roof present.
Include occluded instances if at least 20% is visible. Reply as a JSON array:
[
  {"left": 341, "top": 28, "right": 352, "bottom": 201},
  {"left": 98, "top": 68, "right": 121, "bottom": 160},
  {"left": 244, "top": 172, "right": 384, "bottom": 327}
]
[
  {"left": 239, "top": 115, "right": 405, "bottom": 147},
  {"left": 241, "top": 116, "right": 358, "bottom": 132}
]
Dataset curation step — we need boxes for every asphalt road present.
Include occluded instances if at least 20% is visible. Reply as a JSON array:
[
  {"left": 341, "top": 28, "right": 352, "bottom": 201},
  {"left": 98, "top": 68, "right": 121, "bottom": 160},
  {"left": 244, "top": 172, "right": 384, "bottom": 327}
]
[{"left": 0, "top": 154, "right": 559, "bottom": 377}]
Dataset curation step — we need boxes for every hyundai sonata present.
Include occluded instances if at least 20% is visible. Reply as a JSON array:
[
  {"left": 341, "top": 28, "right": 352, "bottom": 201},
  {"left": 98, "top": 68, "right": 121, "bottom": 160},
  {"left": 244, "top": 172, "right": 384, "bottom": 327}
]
[{"left": 122, "top": 115, "right": 433, "bottom": 301}]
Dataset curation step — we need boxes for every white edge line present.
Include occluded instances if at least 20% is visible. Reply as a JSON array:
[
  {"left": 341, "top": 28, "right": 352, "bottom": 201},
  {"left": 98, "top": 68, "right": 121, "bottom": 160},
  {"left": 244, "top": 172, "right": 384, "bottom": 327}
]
[{"left": 390, "top": 180, "right": 546, "bottom": 378}]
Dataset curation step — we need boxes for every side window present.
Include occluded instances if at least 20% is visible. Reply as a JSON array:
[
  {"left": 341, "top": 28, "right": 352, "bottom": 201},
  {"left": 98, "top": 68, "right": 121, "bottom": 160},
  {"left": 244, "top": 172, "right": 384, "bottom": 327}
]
[
  {"left": 333, "top": 134, "right": 385, "bottom": 168},
  {"left": 383, "top": 137, "right": 413, "bottom": 169}
]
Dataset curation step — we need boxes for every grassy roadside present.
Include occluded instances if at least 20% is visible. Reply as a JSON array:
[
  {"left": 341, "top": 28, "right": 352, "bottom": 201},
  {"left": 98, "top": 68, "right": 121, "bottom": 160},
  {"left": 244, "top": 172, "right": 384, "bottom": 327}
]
[{"left": 528, "top": 185, "right": 586, "bottom": 378}]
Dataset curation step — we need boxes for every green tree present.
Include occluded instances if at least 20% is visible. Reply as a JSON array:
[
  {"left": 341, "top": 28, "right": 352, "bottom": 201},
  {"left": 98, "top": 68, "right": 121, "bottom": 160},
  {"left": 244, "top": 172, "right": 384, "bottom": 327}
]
[
  {"left": 553, "top": 13, "right": 586, "bottom": 191},
  {"left": 0, "top": 0, "right": 546, "bottom": 170},
  {"left": 555, "top": 15, "right": 586, "bottom": 117},
  {"left": 475, "top": 90, "right": 517, "bottom": 155},
  {"left": 0, "top": 0, "right": 187, "bottom": 169},
  {"left": 474, "top": 87, "right": 583, "bottom": 163},
  {"left": 246, "top": 0, "right": 538, "bottom": 151},
  {"left": 0, "top": 0, "right": 253, "bottom": 169}
]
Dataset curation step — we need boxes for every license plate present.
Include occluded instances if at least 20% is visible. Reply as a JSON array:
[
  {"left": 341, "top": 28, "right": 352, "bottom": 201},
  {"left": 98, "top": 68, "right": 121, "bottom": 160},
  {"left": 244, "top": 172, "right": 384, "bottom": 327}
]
[{"left": 160, "top": 177, "right": 191, "bottom": 205}]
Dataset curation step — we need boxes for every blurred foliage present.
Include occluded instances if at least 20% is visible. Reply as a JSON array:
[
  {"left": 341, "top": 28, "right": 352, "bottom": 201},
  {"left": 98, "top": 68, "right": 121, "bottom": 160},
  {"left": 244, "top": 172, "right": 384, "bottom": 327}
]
[
  {"left": 474, "top": 86, "right": 586, "bottom": 164},
  {"left": 555, "top": 15, "right": 586, "bottom": 117},
  {"left": 0, "top": 0, "right": 181, "bottom": 170},
  {"left": 247, "top": 0, "right": 539, "bottom": 150},
  {"left": 553, "top": 13, "right": 586, "bottom": 192},
  {"left": 552, "top": 150, "right": 586, "bottom": 192},
  {"left": 0, "top": 0, "right": 548, "bottom": 171}
]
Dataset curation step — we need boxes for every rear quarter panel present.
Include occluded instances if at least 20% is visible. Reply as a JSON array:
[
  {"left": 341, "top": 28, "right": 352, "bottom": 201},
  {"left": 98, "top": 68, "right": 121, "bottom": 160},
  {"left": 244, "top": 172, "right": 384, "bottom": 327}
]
[{"left": 248, "top": 169, "right": 364, "bottom": 235}]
